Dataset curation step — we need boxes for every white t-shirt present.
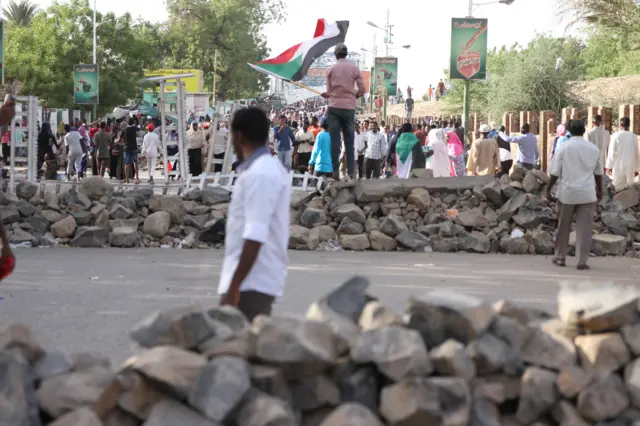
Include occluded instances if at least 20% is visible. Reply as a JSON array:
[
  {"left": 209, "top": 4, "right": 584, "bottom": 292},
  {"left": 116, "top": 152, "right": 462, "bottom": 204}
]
[
  {"left": 549, "top": 136, "right": 603, "bottom": 205},
  {"left": 499, "top": 148, "right": 513, "bottom": 162},
  {"left": 142, "top": 132, "right": 159, "bottom": 158},
  {"left": 64, "top": 131, "right": 82, "bottom": 156},
  {"left": 218, "top": 154, "right": 291, "bottom": 297}
]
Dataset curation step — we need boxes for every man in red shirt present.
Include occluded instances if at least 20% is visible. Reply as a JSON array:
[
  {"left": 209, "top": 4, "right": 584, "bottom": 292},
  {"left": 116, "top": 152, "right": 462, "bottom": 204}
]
[
  {"left": 322, "top": 44, "right": 365, "bottom": 180},
  {"left": 414, "top": 124, "right": 428, "bottom": 146}
]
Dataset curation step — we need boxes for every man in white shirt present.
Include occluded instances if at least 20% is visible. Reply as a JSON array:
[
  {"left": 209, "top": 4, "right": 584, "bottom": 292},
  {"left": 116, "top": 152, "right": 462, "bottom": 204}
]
[
  {"left": 364, "top": 122, "right": 387, "bottom": 179},
  {"left": 294, "top": 121, "right": 315, "bottom": 173},
  {"left": 142, "top": 123, "right": 159, "bottom": 182},
  {"left": 606, "top": 116, "right": 640, "bottom": 192},
  {"left": 64, "top": 124, "right": 85, "bottom": 180},
  {"left": 547, "top": 120, "right": 603, "bottom": 270},
  {"left": 356, "top": 121, "right": 368, "bottom": 179},
  {"left": 218, "top": 107, "right": 291, "bottom": 321},
  {"left": 584, "top": 114, "right": 610, "bottom": 168}
]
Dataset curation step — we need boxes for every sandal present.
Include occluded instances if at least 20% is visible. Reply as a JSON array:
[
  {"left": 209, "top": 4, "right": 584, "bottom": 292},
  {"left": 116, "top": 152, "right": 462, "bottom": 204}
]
[
  {"left": 552, "top": 258, "right": 566, "bottom": 267},
  {"left": 577, "top": 264, "right": 590, "bottom": 271}
]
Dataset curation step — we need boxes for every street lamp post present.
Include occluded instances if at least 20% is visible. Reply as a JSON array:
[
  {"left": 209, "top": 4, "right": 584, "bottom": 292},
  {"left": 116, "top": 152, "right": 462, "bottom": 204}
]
[
  {"left": 462, "top": 0, "right": 514, "bottom": 139},
  {"left": 92, "top": 0, "right": 97, "bottom": 121}
]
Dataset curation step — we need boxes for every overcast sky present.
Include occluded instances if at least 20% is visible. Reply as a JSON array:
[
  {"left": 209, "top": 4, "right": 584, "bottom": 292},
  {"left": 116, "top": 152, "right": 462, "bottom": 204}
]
[{"left": 30, "top": 0, "right": 573, "bottom": 96}]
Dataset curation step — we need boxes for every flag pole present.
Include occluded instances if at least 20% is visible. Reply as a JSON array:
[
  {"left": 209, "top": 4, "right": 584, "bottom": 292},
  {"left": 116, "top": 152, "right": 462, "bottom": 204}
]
[
  {"left": 248, "top": 63, "right": 324, "bottom": 96},
  {"left": 285, "top": 79, "right": 323, "bottom": 96}
]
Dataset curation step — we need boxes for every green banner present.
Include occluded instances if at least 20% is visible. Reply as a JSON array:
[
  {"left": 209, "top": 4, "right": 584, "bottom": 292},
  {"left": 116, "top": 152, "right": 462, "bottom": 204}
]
[
  {"left": 450, "top": 18, "right": 488, "bottom": 80},
  {"left": 373, "top": 57, "right": 398, "bottom": 97},
  {"left": 0, "top": 21, "right": 4, "bottom": 84},
  {"left": 74, "top": 64, "right": 99, "bottom": 104}
]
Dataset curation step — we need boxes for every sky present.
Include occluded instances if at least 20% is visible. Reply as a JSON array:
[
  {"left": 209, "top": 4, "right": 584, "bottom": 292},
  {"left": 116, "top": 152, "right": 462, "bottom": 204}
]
[{"left": 30, "top": 0, "right": 574, "bottom": 96}]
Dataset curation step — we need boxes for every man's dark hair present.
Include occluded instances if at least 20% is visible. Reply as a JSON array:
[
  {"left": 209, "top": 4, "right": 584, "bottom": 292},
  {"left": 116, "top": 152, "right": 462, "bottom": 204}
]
[
  {"left": 621, "top": 117, "right": 631, "bottom": 129},
  {"left": 231, "top": 107, "right": 269, "bottom": 146},
  {"left": 416, "top": 124, "right": 422, "bottom": 130},
  {"left": 499, "top": 125, "right": 506, "bottom": 132},
  {"left": 430, "top": 124, "right": 437, "bottom": 129},
  {"left": 334, "top": 44, "right": 348, "bottom": 59},
  {"left": 364, "top": 119, "right": 370, "bottom": 124},
  {"left": 569, "top": 120, "right": 586, "bottom": 137},
  {"left": 311, "top": 116, "right": 318, "bottom": 123},
  {"left": 522, "top": 123, "right": 530, "bottom": 134},
  {"left": 321, "top": 121, "right": 329, "bottom": 130},
  {"left": 100, "top": 121, "right": 106, "bottom": 130},
  {"left": 291, "top": 121, "right": 298, "bottom": 129},
  {"left": 454, "top": 122, "right": 460, "bottom": 129},
  {"left": 128, "top": 117, "right": 135, "bottom": 126},
  {"left": 64, "top": 124, "right": 70, "bottom": 132},
  {"left": 279, "top": 115, "right": 287, "bottom": 120},
  {"left": 594, "top": 114, "right": 602, "bottom": 126}
]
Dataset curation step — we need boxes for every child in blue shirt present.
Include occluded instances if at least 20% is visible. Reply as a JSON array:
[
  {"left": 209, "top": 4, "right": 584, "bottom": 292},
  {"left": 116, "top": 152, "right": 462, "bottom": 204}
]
[{"left": 308, "top": 122, "right": 332, "bottom": 177}]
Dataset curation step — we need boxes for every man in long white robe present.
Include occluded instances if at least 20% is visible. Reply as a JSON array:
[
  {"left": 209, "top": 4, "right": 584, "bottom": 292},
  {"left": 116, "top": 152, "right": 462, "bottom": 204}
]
[
  {"left": 606, "top": 117, "right": 640, "bottom": 191},
  {"left": 584, "top": 114, "right": 610, "bottom": 168}
]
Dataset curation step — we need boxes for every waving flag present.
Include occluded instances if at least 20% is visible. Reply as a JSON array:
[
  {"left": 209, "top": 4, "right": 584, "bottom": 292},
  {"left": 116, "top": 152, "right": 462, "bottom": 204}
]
[{"left": 249, "top": 19, "right": 349, "bottom": 82}]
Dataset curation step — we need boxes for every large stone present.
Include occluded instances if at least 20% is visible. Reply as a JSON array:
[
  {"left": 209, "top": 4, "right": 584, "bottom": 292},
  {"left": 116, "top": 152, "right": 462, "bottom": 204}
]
[
  {"left": 602, "top": 212, "right": 629, "bottom": 236},
  {"left": 557, "top": 281, "right": 640, "bottom": 333},
  {"left": 469, "top": 397, "right": 500, "bottom": 426},
  {"left": 334, "top": 363, "right": 380, "bottom": 412},
  {"left": 556, "top": 365, "right": 594, "bottom": 399},
  {"left": 0, "top": 204, "right": 20, "bottom": 224},
  {"left": 380, "top": 377, "right": 442, "bottom": 426},
  {"left": 10, "top": 228, "right": 37, "bottom": 246},
  {"left": 329, "top": 188, "right": 356, "bottom": 212},
  {"left": 515, "top": 367, "right": 559, "bottom": 425},
  {"left": 337, "top": 217, "right": 364, "bottom": 235},
  {"left": 0, "top": 350, "right": 41, "bottom": 426},
  {"left": 188, "top": 356, "right": 250, "bottom": 423},
  {"left": 71, "top": 352, "right": 110, "bottom": 372},
  {"left": 250, "top": 365, "right": 292, "bottom": 405},
  {"left": 41, "top": 209, "right": 64, "bottom": 224},
  {"left": 71, "top": 210, "right": 92, "bottom": 226},
  {"left": 289, "top": 225, "right": 311, "bottom": 250},
  {"left": 510, "top": 164, "right": 528, "bottom": 181},
  {"left": 482, "top": 180, "right": 503, "bottom": 206},
  {"left": 79, "top": 177, "right": 114, "bottom": 200},
  {"left": 143, "top": 211, "right": 171, "bottom": 239},
  {"left": 70, "top": 226, "right": 109, "bottom": 247},
  {"left": 236, "top": 389, "right": 297, "bottom": 426},
  {"left": 430, "top": 339, "right": 476, "bottom": 381},
  {"left": 253, "top": 316, "right": 342, "bottom": 378},
  {"left": 369, "top": 230, "right": 398, "bottom": 251},
  {"left": 334, "top": 203, "right": 366, "bottom": 224},
  {"left": 26, "top": 215, "right": 50, "bottom": 235},
  {"left": 492, "top": 299, "right": 534, "bottom": 325},
  {"left": 522, "top": 170, "right": 540, "bottom": 193},
  {"left": 197, "top": 219, "right": 225, "bottom": 244},
  {"left": 499, "top": 236, "right": 531, "bottom": 254},
  {"left": 144, "top": 398, "right": 218, "bottom": 426},
  {"left": 458, "top": 231, "right": 490, "bottom": 253},
  {"left": 396, "top": 230, "right": 431, "bottom": 252},
  {"left": 354, "top": 177, "right": 493, "bottom": 203},
  {"left": 148, "top": 195, "right": 186, "bottom": 224},
  {"left": 109, "top": 226, "right": 139, "bottom": 248},
  {"left": 407, "top": 188, "right": 431, "bottom": 211},
  {"left": 48, "top": 407, "right": 101, "bottom": 426},
  {"left": 531, "top": 229, "right": 554, "bottom": 255},
  {"left": 429, "top": 377, "right": 471, "bottom": 426},
  {"left": 16, "top": 182, "right": 38, "bottom": 201},
  {"left": 32, "top": 350, "right": 73, "bottom": 381},
  {"left": 472, "top": 375, "right": 521, "bottom": 404},
  {"left": 0, "top": 323, "right": 45, "bottom": 362},
  {"left": 379, "top": 215, "right": 408, "bottom": 237},
  {"left": 358, "top": 301, "right": 403, "bottom": 330},
  {"left": 67, "top": 190, "right": 92, "bottom": 212},
  {"left": 552, "top": 400, "right": 590, "bottom": 426},
  {"left": 466, "top": 333, "right": 520, "bottom": 376},
  {"left": 623, "top": 324, "right": 640, "bottom": 356},
  {"left": 131, "top": 305, "right": 247, "bottom": 350},
  {"left": 201, "top": 187, "right": 231, "bottom": 206},
  {"left": 350, "top": 326, "right": 432, "bottom": 381},
  {"left": 625, "top": 358, "right": 640, "bottom": 408},
  {"left": 577, "top": 371, "right": 630, "bottom": 422},
  {"left": 51, "top": 215, "right": 77, "bottom": 238},
  {"left": 108, "top": 203, "right": 133, "bottom": 220},
  {"left": 339, "top": 234, "right": 370, "bottom": 251},
  {"left": 512, "top": 208, "right": 549, "bottom": 230},
  {"left": 497, "top": 192, "right": 527, "bottom": 222},
  {"left": 456, "top": 208, "right": 491, "bottom": 228},
  {"left": 406, "top": 290, "right": 494, "bottom": 348},
  {"left": 574, "top": 333, "right": 631, "bottom": 374},
  {"left": 592, "top": 233, "right": 627, "bottom": 256},
  {"left": 182, "top": 214, "right": 208, "bottom": 230},
  {"left": 37, "top": 366, "right": 113, "bottom": 418},
  {"left": 519, "top": 327, "right": 576, "bottom": 370},
  {"left": 301, "top": 208, "right": 327, "bottom": 228},
  {"left": 613, "top": 187, "right": 640, "bottom": 210},
  {"left": 291, "top": 375, "right": 340, "bottom": 411},
  {"left": 16, "top": 201, "right": 36, "bottom": 217},
  {"left": 319, "top": 403, "right": 384, "bottom": 426}
]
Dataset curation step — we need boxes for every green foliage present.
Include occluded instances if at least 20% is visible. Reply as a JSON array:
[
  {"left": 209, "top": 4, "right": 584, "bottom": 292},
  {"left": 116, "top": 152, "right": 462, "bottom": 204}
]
[
  {"left": 442, "top": 35, "right": 586, "bottom": 118},
  {"left": 3, "top": 0, "right": 38, "bottom": 26},
  {"left": 580, "top": 26, "right": 640, "bottom": 78}
]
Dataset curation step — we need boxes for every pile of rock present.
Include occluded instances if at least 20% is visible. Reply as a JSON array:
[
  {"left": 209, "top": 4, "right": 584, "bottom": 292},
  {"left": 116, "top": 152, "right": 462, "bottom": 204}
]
[
  {"left": 291, "top": 165, "right": 640, "bottom": 256},
  {"left": 4, "top": 279, "right": 640, "bottom": 425},
  {"left": 0, "top": 177, "right": 230, "bottom": 248}
]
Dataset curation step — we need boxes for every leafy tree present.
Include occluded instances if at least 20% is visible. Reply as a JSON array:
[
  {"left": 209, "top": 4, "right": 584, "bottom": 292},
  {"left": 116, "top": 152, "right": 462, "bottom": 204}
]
[
  {"left": 3, "top": 0, "right": 38, "bottom": 26},
  {"left": 165, "top": 0, "right": 285, "bottom": 100},
  {"left": 580, "top": 26, "right": 640, "bottom": 78},
  {"left": 561, "top": 0, "right": 640, "bottom": 29},
  {"left": 5, "top": 0, "right": 160, "bottom": 113}
]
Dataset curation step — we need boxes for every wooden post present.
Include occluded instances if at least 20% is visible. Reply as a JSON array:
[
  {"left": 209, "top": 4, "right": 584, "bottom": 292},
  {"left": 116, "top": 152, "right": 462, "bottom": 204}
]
[
  {"left": 538, "top": 111, "right": 554, "bottom": 171},
  {"left": 630, "top": 105, "right": 640, "bottom": 134},
  {"left": 509, "top": 113, "right": 520, "bottom": 136},
  {"left": 619, "top": 104, "right": 630, "bottom": 124},
  {"left": 503, "top": 113, "right": 511, "bottom": 135},
  {"left": 586, "top": 107, "right": 599, "bottom": 130},
  {"left": 600, "top": 107, "right": 613, "bottom": 133}
]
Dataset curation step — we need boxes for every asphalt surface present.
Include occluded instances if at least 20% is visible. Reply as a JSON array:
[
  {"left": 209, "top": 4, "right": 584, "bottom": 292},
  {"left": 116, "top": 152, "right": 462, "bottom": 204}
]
[{"left": 1, "top": 248, "right": 639, "bottom": 363}]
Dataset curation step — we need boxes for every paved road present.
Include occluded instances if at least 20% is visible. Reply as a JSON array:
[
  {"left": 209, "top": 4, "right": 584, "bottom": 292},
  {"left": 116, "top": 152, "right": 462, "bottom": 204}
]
[{"left": 1, "top": 249, "right": 638, "bottom": 363}]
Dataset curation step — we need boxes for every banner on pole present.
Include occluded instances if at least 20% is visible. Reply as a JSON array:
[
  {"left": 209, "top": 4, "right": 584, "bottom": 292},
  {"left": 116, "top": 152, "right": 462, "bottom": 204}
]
[
  {"left": 450, "top": 18, "right": 488, "bottom": 80},
  {"left": 373, "top": 57, "right": 398, "bottom": 97},
  {"left": 74, "top": 64, "right": 99, "bottom": 104},
  {"left": 0, "top": 21, "right": 4, "bottom": 85}
]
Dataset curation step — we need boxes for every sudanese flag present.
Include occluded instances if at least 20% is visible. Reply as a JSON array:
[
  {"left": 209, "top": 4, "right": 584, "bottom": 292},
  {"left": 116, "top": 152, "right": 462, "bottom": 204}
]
[{"left": 249, "top": 19, "right": 349, "bottom": 82}]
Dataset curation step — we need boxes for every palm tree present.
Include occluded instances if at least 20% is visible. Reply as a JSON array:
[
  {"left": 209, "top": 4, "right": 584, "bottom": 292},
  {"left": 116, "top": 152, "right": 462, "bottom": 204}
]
[{"left": 3, "top": 0, "right": 39, "bottom": 26}]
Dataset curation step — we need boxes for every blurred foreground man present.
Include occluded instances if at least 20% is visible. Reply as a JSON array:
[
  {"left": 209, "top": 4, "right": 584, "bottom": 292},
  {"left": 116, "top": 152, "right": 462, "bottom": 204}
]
[
  {"left": 219, "top": 107, "right": 291, "bottom": 321},
  {"left": 547, "top": 120, "right": 603, "bottom": 270}
]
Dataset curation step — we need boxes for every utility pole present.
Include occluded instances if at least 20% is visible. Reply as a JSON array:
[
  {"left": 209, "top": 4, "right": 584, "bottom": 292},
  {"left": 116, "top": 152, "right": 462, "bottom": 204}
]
[
  {"left": 384, "top": 9, "right": 393, "bottom": 56},
  {"left": 92, "top": 0, "right": 97, "bottom": 121}
]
